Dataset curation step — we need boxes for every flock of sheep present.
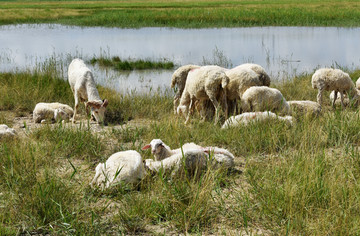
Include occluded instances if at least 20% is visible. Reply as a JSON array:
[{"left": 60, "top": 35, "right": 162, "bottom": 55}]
[{"left": 2, "top": 57, "right": 360, "bottom": 190}]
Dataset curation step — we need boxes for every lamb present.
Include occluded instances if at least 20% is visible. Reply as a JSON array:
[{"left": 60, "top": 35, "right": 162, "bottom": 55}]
[
  {"left": 33, "top": 102, "right": 74, "bottom": 123},
  {"left": 288, "top": 100, "right": 321, "bottom": 116},
  {"left": 311, "top": 68, "right": 358, "bottom": 108},
  {"left": 0, "top": 124, "right": 16, "bottom": 138},
  {"left": 232, "top": 63, "right": 271, "bottom": 87},
  {"left": 171, "top": 64, "right": 201, "bottom": 114},
  {"left": 141, "top": 139, "right": 202, "bottom": 161},
  {"left": 221, "top": 111, "right": 293, "bottom": 129},
  {"left": 68, "top": 58, "right": 108, "bottom": 124},
  {"left": 241, "top": 86, "right": 290, "bottom": 115},
  {"left": 142, "top": 139, "right": 234, "bottom": 169},
  {"left": 176, "top": 65, "right": 229, "bottom": 124},
  {"left": 90, "top": 150, "right": 145, "bottom": 190},
  {"left": 144, "top": 150, "right": 208, "bottom": 177}
]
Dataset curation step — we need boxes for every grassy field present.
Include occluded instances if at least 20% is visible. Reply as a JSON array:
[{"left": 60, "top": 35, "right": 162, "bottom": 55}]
[
  {"left": 1, "top": 0, "right": 360, "bottom": 27},
  {"left": 1, "top": 61, "right": 360, "bottom": 234}
]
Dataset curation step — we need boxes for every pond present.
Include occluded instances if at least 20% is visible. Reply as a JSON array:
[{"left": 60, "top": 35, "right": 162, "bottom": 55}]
[{"left": 1, "top": 24, "right": 360, "bottom": 93}]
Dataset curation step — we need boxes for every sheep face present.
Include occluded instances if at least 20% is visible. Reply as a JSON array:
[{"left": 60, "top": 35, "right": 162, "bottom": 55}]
[
  {"left": 86, "top": 99, "right": 108, "bottom": 123},
  {"left": 142, "top": 139, "right": 164, "bottom": 155}
]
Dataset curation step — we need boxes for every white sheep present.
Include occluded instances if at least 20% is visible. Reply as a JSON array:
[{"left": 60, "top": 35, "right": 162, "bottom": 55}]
[
  {"left": 225, "top": 67, "right": 267, "bottom": 114},
  {"left": 144, "top": 150, "right": 208, "bottom": 177},
  {"left": 142, "top": 139, "right": 234, "bottom": 169},
  {"left": 171, "top": 65, "right": 201, "bottom": 114},
  {"left": 176, "top": 65, "right": 229, "bottom": 124},
  {"left": 141, "top": 139, "right": 202, "bottom": 161},
  {"left": 232, "top": 63, "right": 271, "bottom": 87},
  {"left": 241, "top": 86, "right": 290, "bottom": 115},
  {"left": 221, "top": 111, "right": 293, "bottom": 129},
  {"left": 90, "top": 150, "right": 145, "bottom": 190},
  {"left": 33, "top": 102, "right": 74, "bottom": 123},
  {"left": 288, "top": 100, "right": 321, "bottom": 116},
  {"left": 0, "top": 124, "right": 16, "bottom": 138},
  {"left": 329, "top": 89, "right": 360, "bottom": 107},
  {"left": 68, "top": 58, "right": 108, "bottom": 124},
  {"left": 311, "top": 68, "right": 358, "bottom": 108},
  {"left": 356, "top": 77, "right": 360, "bottom": 90}
]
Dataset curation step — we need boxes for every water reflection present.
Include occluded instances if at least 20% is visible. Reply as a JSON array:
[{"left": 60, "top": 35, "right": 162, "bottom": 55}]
[{"left": 1, "top": 24, "right": 360, "bottom": 93}]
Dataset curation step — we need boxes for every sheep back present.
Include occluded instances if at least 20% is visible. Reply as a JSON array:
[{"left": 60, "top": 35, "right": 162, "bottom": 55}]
[
  {"left": 288, "top": 100, "right": 321, "bottom": 116},
  {"left": 311, "top": 68, "right": 354, "bottom": 92},
  {"left": 33, "top": 102, "right": 74, "bottom": 123},
  {"left": 241, "top": 86, "right": 290, "bottom": 115},
  {"left": 233, "top": 63, "right": 271, "bottom": 86},
  {"left": 91, "top": 150, "right": 145, "bottom": 189}
]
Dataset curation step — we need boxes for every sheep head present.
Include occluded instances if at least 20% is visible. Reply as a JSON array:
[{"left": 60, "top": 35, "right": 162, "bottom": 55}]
[{"left": 86, "top": 99, "right": 108, "bottom": 124}]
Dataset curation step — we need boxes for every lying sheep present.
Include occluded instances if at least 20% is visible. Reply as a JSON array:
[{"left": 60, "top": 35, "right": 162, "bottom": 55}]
[
  {"left": 241, "top": 86, "right": 290, "bottom": 115},
  {"left": 33, "top": 102, "right": 74, "bottom": 123},
  {"left": 311, "top": 68, "right": 358, "bottom": 108},
  {"left": 0, "top": 124, "right": 16, "bottom": 138},
  {"left": 144, "top": 150, "right": 208, "bottom": 177},
  {"left": 176, "top": 65, "right": 229, "bottom": 124},
  {"left": 288, "top": 100, "right": 321, "bottom": 116},
  {"left": 232, "top": 63, "right": 271, "bottom": 87},
  {"left": 221, "top": 111, "right": 293, "bottom": 129},
  {"left": 90, "top": 150, "right": 145, "bottom": 190},
  {"left": 142, "top": 139, "right": 234, "bottom": 169},
  {"left": 171, "top": 64, "right": 201, "bottom": 114},
  {"left": 141, "top": 139, "right": 202, "bottom": 161},
  {"left": 68, "top": 58, "right": 108, "bottom": 124}
]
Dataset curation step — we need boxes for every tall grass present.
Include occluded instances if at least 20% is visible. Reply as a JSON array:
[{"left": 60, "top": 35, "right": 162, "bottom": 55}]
[{"left": 2, "top": 64, "right": 360, "bottom": 234}]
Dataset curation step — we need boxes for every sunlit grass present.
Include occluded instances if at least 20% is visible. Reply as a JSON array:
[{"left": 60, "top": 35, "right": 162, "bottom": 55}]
[
  {"left": 1, "top": 60, "right": 360, "bottom": 234},
  {"left": 1, "top": 0, "right": 360, "bottom": 27}
]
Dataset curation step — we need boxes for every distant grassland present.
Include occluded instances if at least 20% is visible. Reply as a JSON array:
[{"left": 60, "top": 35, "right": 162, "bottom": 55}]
[{"left": 1, "top": 0, "right": 360, "bottom": 27}]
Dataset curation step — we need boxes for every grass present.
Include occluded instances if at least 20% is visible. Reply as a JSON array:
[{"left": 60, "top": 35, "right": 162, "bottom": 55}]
[
  {"left": 90, "top": 56, "right": 175, "bottom": 71},
  {"left": 1, "top": 0, "right": 360, "bottom": 27},
  {"left": 1, "top": 61, "right": 360, "bottom": 234}
]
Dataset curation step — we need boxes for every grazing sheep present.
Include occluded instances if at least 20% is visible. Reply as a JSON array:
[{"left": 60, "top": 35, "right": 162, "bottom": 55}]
[
  {"left": 241, "top": 86, "right": 290, "bottom": 115},
  {"left": 225, "top": 67, "right": 266, "bottom": 115},
  {"left": 68, "top": 58, "right": 108, "bottom": 124},
  {"left": 311, "top": 68, "right": 357, "bottom": 108},
  {"left": 232, "top": 63, "right": 271, "bottom": 86},
  {"left": 171, "top": 65, "right": 201, "bottom": 114},
  {"left": 142, "top": 139, "right": 234, "bottom": 169},
  {"left": 0, "top": 124, "right": 16, "bottom": 138},
  {"left": 90, "top": 150, "right": 145, "bottom": 190},
  {"left": 144, "top": 150, "right": 208, "bottom": 177},
  {"left": 33, "top": 102, "right": 74, "bottom": 123},
  {"left": 221, "top": 111, "right": 293, "bottom": 129},
  {"left": 176, "top": 65, "right": 229, "bottom": 124},
  {"left": 288, "top": 100, "right": 321, "bottom": 116}
]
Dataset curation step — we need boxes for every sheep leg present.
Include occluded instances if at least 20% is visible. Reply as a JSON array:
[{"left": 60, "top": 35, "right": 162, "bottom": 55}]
[
  {"left": 72, "top": 94, "right": 80, "bottom": 123},
  {"left": 209, "top": 97, "right": 220, "bottom": 124},
  {"left": 317, "top": 87, "right": 324, "bottom": 108},
  {"left": 173, "top": 97, "right": 179, "bottom": 114},
  {"left": 332, "top": 91, "right": 338, "bottom": 108},
  {"left": 340, "top": 91, "right": 345, "bottom": 108},
  {"left": 185, "top": 97, "right": 195, "bottom": 124}
]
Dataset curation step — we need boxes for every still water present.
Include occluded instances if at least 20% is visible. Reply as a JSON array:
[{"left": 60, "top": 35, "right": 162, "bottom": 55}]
[{"left": 1, "top": 24, "right": 360, "bottom": 93}]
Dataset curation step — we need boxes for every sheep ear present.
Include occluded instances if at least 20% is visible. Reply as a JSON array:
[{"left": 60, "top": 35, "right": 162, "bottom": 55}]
[
  {"left": 142, "top": 144, "right": 151, "bottom": 150},
  {"left": 102, "top": 99, "right": 108, "bottom": 108},
  {"left": 87, "top": 101, "right": 102, "bottom": 109}
]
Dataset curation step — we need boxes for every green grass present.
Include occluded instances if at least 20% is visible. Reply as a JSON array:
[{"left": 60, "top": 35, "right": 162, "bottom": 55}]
[
  {"left": 1, "top": 0, "right": 360, "bottom": 27},
  {"left": 90, "top": 56, "right": 175, "bottom": 71},
  {"left": 2, "top": 62, "right": 360, "bottom": 234}
]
